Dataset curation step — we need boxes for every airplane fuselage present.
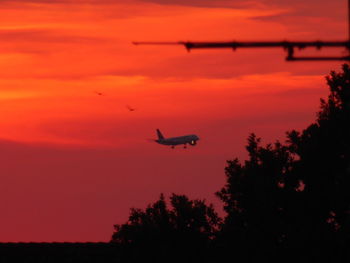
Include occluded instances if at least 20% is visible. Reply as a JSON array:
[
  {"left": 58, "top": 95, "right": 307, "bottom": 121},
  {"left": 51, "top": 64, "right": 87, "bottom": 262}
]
[{"left": 156, "top": 135, "right": 199, "bottom": 146}]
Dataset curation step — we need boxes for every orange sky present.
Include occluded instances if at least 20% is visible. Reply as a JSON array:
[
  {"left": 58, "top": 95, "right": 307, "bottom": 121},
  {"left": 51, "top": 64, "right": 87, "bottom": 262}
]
[{"left": 0, "top": 0, "right": 348, "bottom": 241}]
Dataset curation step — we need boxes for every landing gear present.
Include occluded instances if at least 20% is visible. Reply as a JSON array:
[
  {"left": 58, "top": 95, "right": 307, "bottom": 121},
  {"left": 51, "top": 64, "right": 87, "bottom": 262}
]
[
  {"left": 184, "top": 144, "right": 187, "bottom": 149},
  {"left": 171, "top": 145, "right": 175, "bottom": 149}
]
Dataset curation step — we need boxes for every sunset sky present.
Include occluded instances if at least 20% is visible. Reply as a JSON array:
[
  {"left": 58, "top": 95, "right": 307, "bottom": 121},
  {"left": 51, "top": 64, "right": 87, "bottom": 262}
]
[{"left": 0, "top": 0, "right": 348, "bottom": 242}]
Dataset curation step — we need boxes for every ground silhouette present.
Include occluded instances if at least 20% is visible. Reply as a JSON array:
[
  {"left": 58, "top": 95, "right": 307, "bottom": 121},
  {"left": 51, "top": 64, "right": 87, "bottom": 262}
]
[{"left": 112, "top": 64, "right": 350, "bottom": 262}]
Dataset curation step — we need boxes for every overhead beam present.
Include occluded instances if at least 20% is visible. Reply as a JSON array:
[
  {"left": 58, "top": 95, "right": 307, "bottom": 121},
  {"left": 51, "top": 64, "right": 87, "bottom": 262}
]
[{"left": 133, "top": 41, "right": 350, "bottom": 61}]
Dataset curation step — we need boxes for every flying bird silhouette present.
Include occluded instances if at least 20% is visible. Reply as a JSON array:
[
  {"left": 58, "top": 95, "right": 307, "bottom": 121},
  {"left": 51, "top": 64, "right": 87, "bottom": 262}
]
[
  {"left": 126, "top": 105, "right": 136, "bottom": 111},
  {"left": 94, "top": 91, "right": 104, "bottom": 96}
]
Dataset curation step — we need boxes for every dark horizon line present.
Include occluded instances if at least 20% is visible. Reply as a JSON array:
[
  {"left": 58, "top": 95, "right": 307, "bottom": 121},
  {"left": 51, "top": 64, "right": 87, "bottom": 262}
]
[{"left": 0, "top": 242, "right": 112, "bottom": 244}]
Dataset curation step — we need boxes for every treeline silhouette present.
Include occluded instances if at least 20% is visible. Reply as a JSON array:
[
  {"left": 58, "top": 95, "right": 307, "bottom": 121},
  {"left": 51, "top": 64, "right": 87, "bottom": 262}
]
[
  {"left": 0, "top": 243, "right": 120, "bottom": 263},
  {"left": 111, "top": 65, "right": 350, "bottom": 262}
]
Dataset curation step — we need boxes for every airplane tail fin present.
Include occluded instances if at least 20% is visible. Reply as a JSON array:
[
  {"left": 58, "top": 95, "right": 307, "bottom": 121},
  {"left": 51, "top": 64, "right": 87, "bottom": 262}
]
[{"left": 156, "top": 129, "right": 165, "bottom": 140}]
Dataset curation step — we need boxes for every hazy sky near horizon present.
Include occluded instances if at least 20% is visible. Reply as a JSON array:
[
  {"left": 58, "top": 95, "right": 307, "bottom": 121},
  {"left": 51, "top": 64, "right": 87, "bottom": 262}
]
[{"left": 0, "top": 0, "right": 347, "bottom": 241}]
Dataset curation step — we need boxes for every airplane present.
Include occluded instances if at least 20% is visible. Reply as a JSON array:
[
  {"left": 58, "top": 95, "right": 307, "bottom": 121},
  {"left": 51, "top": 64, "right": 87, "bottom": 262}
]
[{"left": 155, "top": 129, "right": 199, "bottom": 149}]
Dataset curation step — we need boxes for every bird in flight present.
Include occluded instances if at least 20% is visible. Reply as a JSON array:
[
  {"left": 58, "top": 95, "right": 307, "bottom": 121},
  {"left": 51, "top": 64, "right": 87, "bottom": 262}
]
[
  {"left": 126, "top": 105, "right": 136, "bottom": 111},
  {"left": 94, "top": 91, "right": 104, "bottom": 96}
]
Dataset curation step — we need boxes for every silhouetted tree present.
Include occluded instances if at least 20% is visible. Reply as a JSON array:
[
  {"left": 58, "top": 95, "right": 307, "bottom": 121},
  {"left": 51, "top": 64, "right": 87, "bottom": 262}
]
[
  {"left": 215, "top": 134, "right": 292, "bottom": 261},
  {"left": 111, "top": 193, "right": 221, "bottom": 262},
  {"left": 216, "top": 64, "right": 350, "bottom": 262},
  {"left": 284, "top": 64, "right": 350, "bottom": 261}
]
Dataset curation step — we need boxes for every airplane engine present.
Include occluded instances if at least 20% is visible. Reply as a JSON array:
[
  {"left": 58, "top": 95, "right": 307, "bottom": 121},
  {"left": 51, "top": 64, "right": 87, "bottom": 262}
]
[{"left": 189, "top": 140, "right": 197, "bottom": 146}]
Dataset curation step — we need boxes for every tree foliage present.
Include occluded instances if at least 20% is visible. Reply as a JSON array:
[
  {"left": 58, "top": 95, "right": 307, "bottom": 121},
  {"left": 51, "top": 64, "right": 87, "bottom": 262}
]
[
  {"left": 216, "top": 64, "right": 350, "bottom": 261},
  {"left": 111, "top": 193, "right": 220, "bottom": 261}
]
